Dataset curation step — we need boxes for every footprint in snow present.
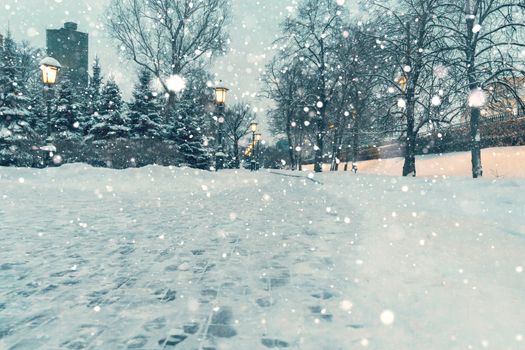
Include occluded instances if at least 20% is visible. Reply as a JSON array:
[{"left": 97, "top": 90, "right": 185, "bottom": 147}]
[
  {"left": 256, "top": 297, "right": 275, "bottom": 308},
  {"left": 261, "top": 338, "right": 289, "bottom": 348},
  {"left": 154, "top": 288, "right": 176, "bottom": 302},
  {"left": 142, "top": 317, "right": 166, "bottom": 331},
  {"left": 158, "top": 334, "right": 187, "bottom": 348},
  {"left": 125, "top": 335, "right": 148, "bottom": 349},
  {"left": 183, "top": 322, "right": 200, "bottom": 334},
  {"left": 311, "top": 290, "right": 334, "bottom": 300},
  {"left": 207, "top": 307, "right": 237, "bottom": 338}
]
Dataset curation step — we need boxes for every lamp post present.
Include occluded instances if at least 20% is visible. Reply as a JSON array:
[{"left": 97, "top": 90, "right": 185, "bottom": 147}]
[
  {"left": 249, "top": 121, "right": 257, "bottom": 171},
  {"left": 39, "top": 57, "right": 61, "bottom": 141},
  {"left": 255, "top": 133, "right": 262, "bottom": 171},
  {"left": 214, "top": 83, "right": 229, "bottom": 171}
]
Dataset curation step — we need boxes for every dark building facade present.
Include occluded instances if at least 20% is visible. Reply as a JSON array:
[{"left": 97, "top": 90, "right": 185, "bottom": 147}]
[{"left": 46, "top": 22, "right": 88, "bottom": 87}]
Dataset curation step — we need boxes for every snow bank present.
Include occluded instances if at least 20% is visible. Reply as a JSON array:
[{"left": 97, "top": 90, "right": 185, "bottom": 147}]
[
  {"left": 0, "top": 165, "right": 524, "bottom": 349},
  {"left": 306, "top": 146, "right": 525, "bottom": 178}
]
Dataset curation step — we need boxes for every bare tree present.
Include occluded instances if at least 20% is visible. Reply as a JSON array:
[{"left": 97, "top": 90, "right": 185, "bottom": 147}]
[
  {"left": 366, "top": 0, "right": 460, "bottom": 176},
  {"left": 279, "top": 0, "right": 346, "bottom": 172},
  {"left": 223, "top": 103, "right": 254, "bottom": 168},
  {"left": 261, "top": 57, "right": 310, "bottom": 170},
  {"left": 329, "top": 24, "right": 382, "bottom": 172},
  {"left": 437, "top": 0, "right": 525, "bottom": 178},
  {"left": 106, "top": 0, "right": 230, "bottom": 111}
]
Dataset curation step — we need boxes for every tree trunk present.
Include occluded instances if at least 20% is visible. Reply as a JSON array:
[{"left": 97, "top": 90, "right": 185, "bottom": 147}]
[
  {"left": 233, "top": 140, "right": 240, "bottom": 169},
  {"left": 470, "top": 107, "right": 483, "bottom": 178},
  {"left": 285, "top": 112, "right": 296, "bottom": 170},
  {"left": 287, "top": 136, "right": 296, "bottom": 171},
  {"left": 402, "top": 100, "right": 417, "bottom": 177},
  {"left": 331, "top": 126, "right": 345, "bottom": 172},
  {"left": 330, "top": 142, "right": 338, "bottom": 171},
  {"left": 314, "top": 105, "right": 327, "bottom": 173},
  {"left": 351, "top": 113, "right": 360, "bottom": 173},
  {"left": 402, "top": 132, "right": 417, "bottom": 177},
  {"left": 465, "top": 12, "right": 483, "bottom": 178},
  {"left": 314, "top": 133, "right": 324, "bottom": 173},
  {"left": 401, "top": 22, "right": 417, "bottom": 177},
  {"left": 164, "top": 91, "right": 177, "bottom": 123}
]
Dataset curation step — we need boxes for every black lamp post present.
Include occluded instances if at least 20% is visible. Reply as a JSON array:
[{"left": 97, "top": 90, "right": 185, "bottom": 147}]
[
  {"left": 255, "top": 133, "right": 262, "bottom": 171},
  {"left": 214, "top": 83, "right": 229, "bottom": 171},
  {"left": 39, "top": 57, "right": 61, "bottom": 140},
  {"left": 249, "top": 121, "right": 257, "bottom": 171}
]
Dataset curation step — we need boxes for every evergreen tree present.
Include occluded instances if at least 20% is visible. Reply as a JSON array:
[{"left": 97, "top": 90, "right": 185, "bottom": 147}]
[
  {"left": 50, "top": 76, "right": 83, "bottom": 141},
  {"left": 128, "top": 68, "right": 162, "bottom": 140},
  {"left": 0, "top": 31, "right": 36, "bottom": 166},
  {"left": 25, "top": 74, "right": 48, "bottom": 138},
  {"left": 170, "top": 102, "right": 210, "bottom": 169},
  {"left": 6, "top": 42, "right": 46, "bottom": 141},
  {"left": 87, "top": 78, "right": 129, "bottom": 144},
  {"left": 81, "top": 57, "right": 103, "bottom": 134}
]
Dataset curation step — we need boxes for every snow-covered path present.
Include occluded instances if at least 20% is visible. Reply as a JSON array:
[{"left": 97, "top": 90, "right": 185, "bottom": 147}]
[{"left": 1, "top": 165, "right": 524, "bottom": 350}]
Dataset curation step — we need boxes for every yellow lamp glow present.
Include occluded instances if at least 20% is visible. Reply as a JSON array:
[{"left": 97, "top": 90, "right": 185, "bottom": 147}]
[
  {"left": 250, "top": 121, "right": 258, "bottom": 133},
  {"left": 244, "top": 145, "right": 253, "bottom": 156},
  {"left": 39, "top": 57, "right": 62, "bottom": 85},
  {"left": 396, "top": 76, "right": 407, "bottom": 92},
  {"left": 214, "top": 84, "right": 229, "bottom": 105},
  {"left": 255, "top": 133, "right": 262, "bottom": 141}
]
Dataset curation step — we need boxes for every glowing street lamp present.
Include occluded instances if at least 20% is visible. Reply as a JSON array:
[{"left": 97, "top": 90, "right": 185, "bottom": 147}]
[
  {"left": 255, "top": 133, "right": 262, "bottom": 171},
  {"left": 214, "top": 82, "right": 229, "bottom": 171},
  {"left": 249, "top": 121, "right": 258, "bottom": 171},
  {"left": 39, "top": 57, "right": 62, "bottom": 146},
  {"left": 39, "top": 57, "right": 62, "bottom": 85},
  {"left": 214, "top": 84, "right": 229, "bottom": 105},
  {"left": 250, "top": 121, "right": 258, "bottom": 133}
]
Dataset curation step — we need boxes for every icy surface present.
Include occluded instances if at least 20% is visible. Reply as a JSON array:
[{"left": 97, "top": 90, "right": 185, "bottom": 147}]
[{"left": 0, "top": 165, "right": 524, "bottom": 349}]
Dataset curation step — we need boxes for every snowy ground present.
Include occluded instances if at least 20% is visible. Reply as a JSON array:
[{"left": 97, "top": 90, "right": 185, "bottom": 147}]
[
  {"left": 1, "top": 165, "right": 524, "bottom": 350},
  {"left": 308, "top": 146, "right": 525, "bottom": 178}
]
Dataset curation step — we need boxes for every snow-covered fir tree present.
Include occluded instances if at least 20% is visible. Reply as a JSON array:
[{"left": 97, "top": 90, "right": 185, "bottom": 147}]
[
  {"left": 0, "top": 31, "right": 36, "bottom": 166},
  {"left": 128, "top": 68, "right": 162, "bottom": 140},
  {"left": 169, "top": 102, "right": 211, "bottom": 170},
  {"left": 50, "top": 76, "right": 83, "bottom": 142},
  {"left": 25, "top": 78, "right": 48, "bottom": 139},
  {"left": 81, "top": 57, "right": 103, "bottom": 135},
  {"left": 15, "top": 42, "right": 46, "bottom": 139},
  {"left": 87, "top": 77, "right": 130, "bottom": 144}
]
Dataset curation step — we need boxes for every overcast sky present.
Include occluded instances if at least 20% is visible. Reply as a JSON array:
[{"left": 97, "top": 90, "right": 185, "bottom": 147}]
[
  {"left": 2, "top": 0, "right": 297, "bottom": 111},
  {"left": 1, "top": 0, "right": 358, "bottom": 133}
]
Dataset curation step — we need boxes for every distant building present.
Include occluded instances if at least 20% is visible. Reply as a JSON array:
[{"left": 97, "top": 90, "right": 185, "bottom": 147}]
[
  {"left": 46, "top": 22, "right": 88, "bottom": 87},
  {"left": 481, "top": 76, "right": 525, "bottom": 118}
]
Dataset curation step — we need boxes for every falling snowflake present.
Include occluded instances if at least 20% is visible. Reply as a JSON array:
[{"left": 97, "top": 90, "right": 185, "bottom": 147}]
[
  {"left": 472, "top": 24, "right": 482, "bottom": 33},
  {"left": 166, "top": 75, "right": 186, "bottom": 93},
  {"left": 468, "top": 89, "right": 487, "bottom": 108},
  {"left": 380, "top": 310, "right": 395, "bottom": 325}
]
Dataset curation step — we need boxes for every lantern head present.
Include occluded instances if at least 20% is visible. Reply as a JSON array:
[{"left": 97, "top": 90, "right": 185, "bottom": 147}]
[
  {"left": 250, "top": 121, "right": 258, "bottom": 133},
  {"left": 214, "top": 84, "right": 229, "bottom": 105},
  {"left": 39, "top": 57, "right": 62, "bottom": 85}
]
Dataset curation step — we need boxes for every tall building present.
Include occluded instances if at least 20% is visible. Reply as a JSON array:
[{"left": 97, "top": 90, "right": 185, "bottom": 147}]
[{"left": 46, "top": 22, "right": 88, "bottom": 87}]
